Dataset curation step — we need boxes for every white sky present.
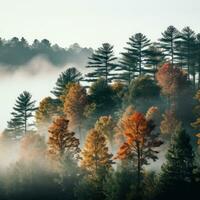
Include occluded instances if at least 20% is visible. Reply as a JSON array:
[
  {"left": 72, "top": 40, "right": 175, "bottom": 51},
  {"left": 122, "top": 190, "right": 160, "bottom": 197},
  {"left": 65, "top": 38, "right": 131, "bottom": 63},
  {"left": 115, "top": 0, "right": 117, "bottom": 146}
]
[{"left": 0, "top": 0, "right": 200, "bottom": 53}]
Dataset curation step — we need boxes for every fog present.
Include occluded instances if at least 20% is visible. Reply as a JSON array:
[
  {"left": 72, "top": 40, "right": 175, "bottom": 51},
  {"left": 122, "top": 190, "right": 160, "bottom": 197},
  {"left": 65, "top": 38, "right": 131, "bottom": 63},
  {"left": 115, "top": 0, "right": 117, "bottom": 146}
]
[{"left": 0, "top": 56, "right": 71, "bottom": 132}]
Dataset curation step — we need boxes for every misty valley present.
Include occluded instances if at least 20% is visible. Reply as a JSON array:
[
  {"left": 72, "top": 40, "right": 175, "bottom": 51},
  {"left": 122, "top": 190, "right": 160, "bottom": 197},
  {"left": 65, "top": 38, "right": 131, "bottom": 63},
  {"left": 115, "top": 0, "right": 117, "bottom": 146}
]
[{"left": 1, "top": 26, "right": 200, "bottom": 200}]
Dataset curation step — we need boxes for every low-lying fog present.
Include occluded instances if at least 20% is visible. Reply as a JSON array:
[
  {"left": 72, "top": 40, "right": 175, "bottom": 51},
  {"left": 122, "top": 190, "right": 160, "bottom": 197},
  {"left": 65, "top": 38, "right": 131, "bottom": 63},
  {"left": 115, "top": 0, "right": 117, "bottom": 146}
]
[{"left": 0, "top": 56, "right": 71, "bottom": 133}]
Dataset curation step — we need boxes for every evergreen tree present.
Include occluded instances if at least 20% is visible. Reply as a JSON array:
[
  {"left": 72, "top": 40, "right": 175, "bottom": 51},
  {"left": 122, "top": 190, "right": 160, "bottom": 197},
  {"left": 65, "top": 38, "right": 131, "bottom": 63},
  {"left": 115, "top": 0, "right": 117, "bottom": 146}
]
[
  {"left": 177, "top": 27, "right": 196, "bottom": 83},
  {"left": 159, "top": 26, "right": 180, "bottom": 67},
  {"left": 86, "top": 78, "right": 116, "bottom": 125},
  {"left": 51, "top": 67, "right": 82, "bottom": 99},
  {"left": 195, "top": 34, "right": 200, "bottom": 88},
  {"left": 145, "top": 43, "right": 165, "bottom": 77},
  {"left": 85, "top": 43, "right": 117, "bottom": 83},
  {"left": 158, "top": 126, "right": 194, "bottom": 199},
  {"left": 120, "top": 33, "right": 151, "bottom": 77},
  {"left": 116, "top": 51, "right": 137, "bottom": 84},
  {"left": 7, "top": 91, "right": 37, "bottom": 136}
]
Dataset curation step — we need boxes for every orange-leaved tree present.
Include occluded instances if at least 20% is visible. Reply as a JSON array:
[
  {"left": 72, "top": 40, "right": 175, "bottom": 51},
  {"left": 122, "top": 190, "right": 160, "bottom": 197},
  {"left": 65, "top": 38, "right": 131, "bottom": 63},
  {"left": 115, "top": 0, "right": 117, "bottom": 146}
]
[
  {"left": 81, "top": 128, "right": 114, "bottom": 180},
  {"left": 48, "top": 116, "right": 80, "bottom": 166},
  {"left": 116, "top": 110, "right": 163, "bottom": 190},
  {"left": 94, "top": 115, "right": 116, "bottom": 150},
  {"left": 156, "top": 63, "right": 188, "bottom": 106},
  {"left": 63, "top": 83, "right": 87, "bottom": 141}
]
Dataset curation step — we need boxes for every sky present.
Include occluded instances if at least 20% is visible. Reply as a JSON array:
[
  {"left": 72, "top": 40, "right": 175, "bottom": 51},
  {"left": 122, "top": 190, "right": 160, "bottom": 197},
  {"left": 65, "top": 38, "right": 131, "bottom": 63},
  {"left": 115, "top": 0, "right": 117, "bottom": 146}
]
[{"left": 0, "top": 0, "right": 200, "bottom": 53}]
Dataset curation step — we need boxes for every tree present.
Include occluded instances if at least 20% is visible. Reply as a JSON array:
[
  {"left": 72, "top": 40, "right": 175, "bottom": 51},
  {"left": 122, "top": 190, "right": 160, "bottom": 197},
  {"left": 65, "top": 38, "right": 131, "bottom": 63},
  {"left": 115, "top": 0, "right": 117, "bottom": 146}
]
[
  {"left": 160, "top": 108, "right": 180, "bottom": 139},
  {"left": 63, "top": 83, "right": 88, "bottom": 140},
  {"left": 94, "top": 116, "right": 116, "bottom": 151},
  {"left": 121, "top": 33, "right": 151, "bottom": 76},
  {"left": 48, "top": 116, "right": 80, "bottom": 165},
  {"left": 159, "top": 126, "right": 194, "bottom": 199},
  {"left": 116, "top": 51, "right": 137, "bottom": 84},
  {"left": 81, "top": 128, "right": 114, "bottom": 179},
  {"left": 178, "top": 27, "right": 196, "bottom": 83},
  {"left": 156, "top": 63, "right": 188, "bottom": 105},
  {"left": 87, "top": 78, "right": 116, "bottom": 124},
  {"left": 103, "top": 165, "right": 137, "bottom": 200},
  {"left": 191, "top": 90, "right": 200, "bottom": 144},
  {"left": 124, "top": 75, "right": 160, "bottom": 111},
  {"left": 116, "top": 110, "right": 163, "bottom": 191},
  {"left": 7, "top": 91, "right": 37, "bottom": 136},
  {"left": 159, "top": 26, "right": 180, "bottom": 67},
  {"left": 85, "top": 43, "right": 117, "bottom": 83},
  {"left": 195, "top": 33, "right": 200, "bottom": 88},
  {"left": 145, "top": 43, "right": 165, "bottom": 78},
  {"left": 51, "top": 67, "right": 82, "bottom": 99},
  {"left": 35, "top": 97, "right": 62, "bottom": 135}
]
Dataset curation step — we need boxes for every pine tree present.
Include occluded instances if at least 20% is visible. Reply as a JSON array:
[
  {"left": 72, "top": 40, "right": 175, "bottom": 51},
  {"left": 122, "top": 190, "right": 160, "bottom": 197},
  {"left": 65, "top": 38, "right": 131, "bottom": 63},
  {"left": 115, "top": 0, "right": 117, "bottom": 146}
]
[
  {"left": 159, "top": 126, "right": 194, "bottom": 198},
  {"left": 116, "top": 51, "right": 137, "bottom": 84},
  {"left": 120, "top": 33, "right": 151, "bottom": 77},
  {"left": 48, "top": 116, "right": 81, "bottom": 163},
  {"left": 116, "top": 110, "right": 163, "bottom": 191},
  {"left": 7, "top": 91, "right": 37, "bottom": 136},
  {"left": 63, "top": 83, "right": 88, "bottom": 140},
  {"left": 81, "top": 128, "right": 114, "bottom": 179},
  {"left": 195, "top": 34, "right": 200, "bottom": 88},
  {"left": 177, "top": 27, "right": 196, "bottom": 83},
  {"left": 145, "top": 43, "right": 165, "bottom": 78},
  {"left": 159, "top": 26, "right": 180, "bottom": 67},
  {"left": 85, "top": 43, "right": 117, "bottom": 84},
  {"left": 51, "top": 67, "right": 82, "bottom": 99}
]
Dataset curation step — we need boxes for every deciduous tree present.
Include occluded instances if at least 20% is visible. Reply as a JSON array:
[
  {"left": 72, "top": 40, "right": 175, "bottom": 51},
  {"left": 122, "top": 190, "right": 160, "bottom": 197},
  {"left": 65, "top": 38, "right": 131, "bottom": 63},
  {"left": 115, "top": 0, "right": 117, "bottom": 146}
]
[
  {"left": 63, "top": 83, "right": 88, "bottom": 140},
  {"left": 48, "top": 116, "right": 80, "bottom": 165},
  {"left": 116, "top": 110, "right": 163, "bottom": 190}
]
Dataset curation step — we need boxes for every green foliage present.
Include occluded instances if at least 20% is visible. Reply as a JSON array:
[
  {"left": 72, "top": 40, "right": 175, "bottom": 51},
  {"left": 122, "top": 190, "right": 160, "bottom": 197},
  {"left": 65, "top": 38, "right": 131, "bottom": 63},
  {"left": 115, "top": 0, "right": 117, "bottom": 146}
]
[
  {"left": 7, "top": 91, "right": 37, "bottom": 137},
  {"left": 117, "top": 33, "right": 151, "bottom": 83},
  {"left": 51, "top": 67, "right": 82, "bottom": 98},
  {"left": 103, "top": 166, "right": 137, "bottom": 200},
  {"left": 159, "top": 25, "right": 180, "bottom": 67},
  {"left": 85, "top": 43, "right": 117, "bottom": 83},
  {"left": 0, "top": 38, "right": 92, "bottom": 67},
  {"left": 87, "top": 78, "right": 117, "bottom": 125},
  {"left": 124, "top": 76, "right": 161, "bottom": 111},
  {"left": 158, "top": 126, "right": 194, "bottom": 198}
]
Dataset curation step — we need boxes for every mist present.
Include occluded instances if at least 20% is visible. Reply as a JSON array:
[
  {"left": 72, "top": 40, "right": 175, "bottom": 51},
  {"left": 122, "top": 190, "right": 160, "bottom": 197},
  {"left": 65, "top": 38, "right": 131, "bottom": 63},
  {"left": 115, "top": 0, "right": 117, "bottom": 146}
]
[{"left": 0, "top": 56, "right": 74, "bottom": 133}]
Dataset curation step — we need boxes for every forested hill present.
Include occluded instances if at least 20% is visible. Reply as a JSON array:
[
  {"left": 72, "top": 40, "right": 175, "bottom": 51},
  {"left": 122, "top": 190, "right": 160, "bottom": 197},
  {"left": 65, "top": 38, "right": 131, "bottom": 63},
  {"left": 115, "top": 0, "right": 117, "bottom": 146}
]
[{"left": 0, "top": 37, "right": 93, "bottom": 69}]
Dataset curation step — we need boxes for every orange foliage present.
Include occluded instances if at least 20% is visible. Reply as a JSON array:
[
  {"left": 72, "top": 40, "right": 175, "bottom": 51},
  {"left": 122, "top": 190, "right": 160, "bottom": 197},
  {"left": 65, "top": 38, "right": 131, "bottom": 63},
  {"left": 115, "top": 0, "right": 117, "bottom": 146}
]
[
  {"left": 156, "top": 63, "right": 188, "bottom": 98},
  {"left": 116, "top": 110, "right": 162, "bottom": 163},
  {"left": 81, "top": 128, "right": 114, "bottom": 177},
  {"left": 63, "top": 83, "right": 87, "bottom": 132},
  {"left": 48, "top": 116, "right": 80, "bottom": 162}
]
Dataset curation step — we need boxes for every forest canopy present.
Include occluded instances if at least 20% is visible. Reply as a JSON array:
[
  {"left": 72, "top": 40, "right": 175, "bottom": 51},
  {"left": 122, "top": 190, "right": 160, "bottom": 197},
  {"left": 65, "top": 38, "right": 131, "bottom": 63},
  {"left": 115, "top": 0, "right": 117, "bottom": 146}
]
[{"left": 1, "top": 25, "right": 200, "bottom": 200}]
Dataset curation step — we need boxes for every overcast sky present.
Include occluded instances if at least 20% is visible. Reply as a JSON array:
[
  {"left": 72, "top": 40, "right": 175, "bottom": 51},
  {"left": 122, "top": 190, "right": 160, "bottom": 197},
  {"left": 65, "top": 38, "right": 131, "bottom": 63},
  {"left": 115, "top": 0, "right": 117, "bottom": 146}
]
[{"left": 0, "top": 0, "right": 200, "bottom": 53}]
